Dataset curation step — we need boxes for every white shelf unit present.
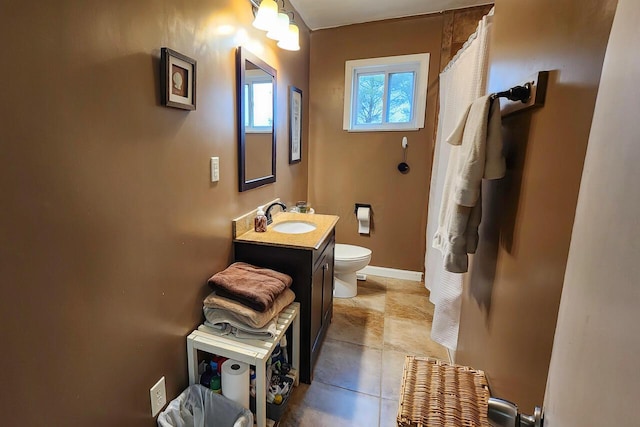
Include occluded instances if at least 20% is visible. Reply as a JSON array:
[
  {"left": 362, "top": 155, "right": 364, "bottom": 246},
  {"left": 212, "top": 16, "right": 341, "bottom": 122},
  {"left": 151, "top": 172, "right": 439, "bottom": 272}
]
[{"left": 186, "top": 302, "right": 300, "bottom": 427}]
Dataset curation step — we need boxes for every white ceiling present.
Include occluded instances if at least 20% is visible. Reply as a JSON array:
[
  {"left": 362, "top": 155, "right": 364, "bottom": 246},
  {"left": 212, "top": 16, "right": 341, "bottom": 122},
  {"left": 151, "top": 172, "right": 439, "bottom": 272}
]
[{"left": 289, "top": 0, "right": 493, "bottom": 30}]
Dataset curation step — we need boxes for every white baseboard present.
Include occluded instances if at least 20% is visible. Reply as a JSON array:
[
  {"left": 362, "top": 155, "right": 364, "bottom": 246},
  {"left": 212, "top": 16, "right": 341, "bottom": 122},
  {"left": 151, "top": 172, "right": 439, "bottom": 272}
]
[{"left": 358, "top": 265, "right": 423, "bottom": 282}]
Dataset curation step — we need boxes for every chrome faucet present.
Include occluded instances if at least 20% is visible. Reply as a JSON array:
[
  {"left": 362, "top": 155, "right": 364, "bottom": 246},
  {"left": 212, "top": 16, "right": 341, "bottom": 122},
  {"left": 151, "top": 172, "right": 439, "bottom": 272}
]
[{"left": 265, "top": 202, "right": 287, "bottom": 224}]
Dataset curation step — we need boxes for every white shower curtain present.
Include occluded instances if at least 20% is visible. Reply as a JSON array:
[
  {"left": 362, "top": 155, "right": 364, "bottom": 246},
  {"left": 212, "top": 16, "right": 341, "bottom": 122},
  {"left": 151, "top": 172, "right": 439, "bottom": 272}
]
[{"left": 424, "top": 10, "right": 493, "bottom": 351}]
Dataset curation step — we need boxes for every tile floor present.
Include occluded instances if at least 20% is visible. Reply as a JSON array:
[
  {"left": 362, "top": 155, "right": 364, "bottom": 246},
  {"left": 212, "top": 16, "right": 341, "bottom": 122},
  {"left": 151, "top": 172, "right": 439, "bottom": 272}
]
[{"left": 279, "top": 275, "right": 449, "bottom": 427}]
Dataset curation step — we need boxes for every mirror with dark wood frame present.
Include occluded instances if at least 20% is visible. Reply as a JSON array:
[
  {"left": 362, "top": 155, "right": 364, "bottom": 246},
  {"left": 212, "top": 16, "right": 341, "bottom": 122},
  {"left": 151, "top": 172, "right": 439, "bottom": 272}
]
[{"left": 236, "top": 46, "right": 277, "bottom": 192}]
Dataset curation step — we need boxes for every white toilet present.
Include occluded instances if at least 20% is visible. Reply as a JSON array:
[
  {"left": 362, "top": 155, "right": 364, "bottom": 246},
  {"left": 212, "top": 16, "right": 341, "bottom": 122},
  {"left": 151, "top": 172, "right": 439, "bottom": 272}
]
[{"left": 333, "top": 244, "right": 372, "bottom": 298}]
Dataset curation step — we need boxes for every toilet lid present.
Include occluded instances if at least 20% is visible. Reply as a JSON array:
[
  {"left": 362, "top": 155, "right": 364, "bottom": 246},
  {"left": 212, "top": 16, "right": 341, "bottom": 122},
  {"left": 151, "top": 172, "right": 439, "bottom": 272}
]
[{"left": 335, "top": 244, "right": 372, "bottom": 260}]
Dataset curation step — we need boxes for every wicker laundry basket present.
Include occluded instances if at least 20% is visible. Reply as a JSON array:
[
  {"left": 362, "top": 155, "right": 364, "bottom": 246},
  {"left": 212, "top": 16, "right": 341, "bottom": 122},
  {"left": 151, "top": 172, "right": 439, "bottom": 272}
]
[{"left": 397, "top": 356, "right": 491, "bottom": 427}]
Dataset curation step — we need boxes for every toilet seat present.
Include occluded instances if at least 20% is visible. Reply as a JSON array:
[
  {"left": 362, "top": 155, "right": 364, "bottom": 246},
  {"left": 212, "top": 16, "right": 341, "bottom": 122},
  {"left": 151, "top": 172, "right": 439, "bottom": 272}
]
[{"left": 335, "top": 244, "right": 372, "bottom": 261}]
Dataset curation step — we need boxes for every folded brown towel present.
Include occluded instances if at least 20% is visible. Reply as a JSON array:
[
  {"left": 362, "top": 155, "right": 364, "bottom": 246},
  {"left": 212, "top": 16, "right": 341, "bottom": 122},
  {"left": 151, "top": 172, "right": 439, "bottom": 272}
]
[{"left": 207, "top": 262, "right": 293, "bottom": 312}]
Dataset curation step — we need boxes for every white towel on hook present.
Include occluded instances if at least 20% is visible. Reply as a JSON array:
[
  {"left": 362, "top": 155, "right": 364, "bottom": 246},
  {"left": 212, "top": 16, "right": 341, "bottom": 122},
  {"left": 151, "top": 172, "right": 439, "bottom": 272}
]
[
  {"left": 432, "top": 95, "right": 504, "bottom": 273},
  {"left": 447, "top": 95, "right": 505, "bottom": 203}
]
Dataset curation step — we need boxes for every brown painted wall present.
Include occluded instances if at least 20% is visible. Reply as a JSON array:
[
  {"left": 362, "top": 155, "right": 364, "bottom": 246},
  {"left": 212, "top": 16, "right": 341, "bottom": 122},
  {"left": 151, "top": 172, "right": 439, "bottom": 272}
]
[
  {"left": 0, "top": 1, "right": 309, "bottom": 425},
  {"left": 455, "top": 0, "right": 617, "bottom": 412},
  {"left": 307, "top": 7, "right": 492, "bottom": 272},
  {"left": 308, "top": 15, "right": 444, "bottom": 271}
]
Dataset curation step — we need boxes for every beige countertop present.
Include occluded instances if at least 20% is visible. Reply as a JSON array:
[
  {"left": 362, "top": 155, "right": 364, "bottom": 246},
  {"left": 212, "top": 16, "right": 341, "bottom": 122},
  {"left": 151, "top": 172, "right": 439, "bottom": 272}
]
[{"left": 234, "top": 212, "right": 339, "bottom": 250}]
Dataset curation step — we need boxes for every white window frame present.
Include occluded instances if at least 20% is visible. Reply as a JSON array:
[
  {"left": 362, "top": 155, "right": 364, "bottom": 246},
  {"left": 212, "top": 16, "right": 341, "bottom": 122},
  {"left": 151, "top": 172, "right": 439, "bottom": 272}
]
[
  {"left": 244, "top": 69, "right": 273, "bottom": 134},
  {"left": 343, "top": 53, "right": 429, "bottom": 132}
]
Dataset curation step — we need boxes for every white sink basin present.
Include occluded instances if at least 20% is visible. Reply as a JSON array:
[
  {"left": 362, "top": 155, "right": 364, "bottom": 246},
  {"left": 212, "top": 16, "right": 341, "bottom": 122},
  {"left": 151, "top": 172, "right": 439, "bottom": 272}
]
[{"left": 272, "top": 220, "right": 317, "bottom": 234}]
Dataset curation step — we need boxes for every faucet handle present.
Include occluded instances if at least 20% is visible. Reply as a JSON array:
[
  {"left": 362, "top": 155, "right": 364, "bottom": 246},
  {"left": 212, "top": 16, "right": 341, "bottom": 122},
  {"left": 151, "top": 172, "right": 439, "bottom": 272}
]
[{"left": 265, "top": 201, "right": 287, "bottom": 224}]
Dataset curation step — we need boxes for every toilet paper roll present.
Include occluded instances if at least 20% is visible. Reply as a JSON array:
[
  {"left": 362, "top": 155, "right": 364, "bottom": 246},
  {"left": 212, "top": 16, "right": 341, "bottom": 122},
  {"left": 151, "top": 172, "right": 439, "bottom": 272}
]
[
  {"left": 357, "top": 207, "right": 371, "bottom": 234},
  {"left": 221, "top": 359, "right": 250, "bottom": 409}
]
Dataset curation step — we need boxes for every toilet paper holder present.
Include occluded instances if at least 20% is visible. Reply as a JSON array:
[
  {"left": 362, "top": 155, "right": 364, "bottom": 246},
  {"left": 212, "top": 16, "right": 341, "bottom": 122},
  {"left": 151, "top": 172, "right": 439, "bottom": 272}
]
[
  {"left": 355, "top": 203, "right": 372, "bottom": 235},
  {"left": 354, "top": 203, "right": 372, "bottom": 214}
]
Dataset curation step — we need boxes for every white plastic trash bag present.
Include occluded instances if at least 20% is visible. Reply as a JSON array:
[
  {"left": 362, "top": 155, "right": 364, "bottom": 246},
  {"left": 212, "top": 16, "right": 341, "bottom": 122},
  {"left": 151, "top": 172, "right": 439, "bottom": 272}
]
[{"left": 158, "top": 384, "right": 253, "bottom": 427}]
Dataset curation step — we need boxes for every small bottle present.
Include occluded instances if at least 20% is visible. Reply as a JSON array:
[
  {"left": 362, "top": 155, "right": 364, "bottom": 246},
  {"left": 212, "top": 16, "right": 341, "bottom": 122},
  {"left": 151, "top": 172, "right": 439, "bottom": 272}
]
[
  {"left": 249, "top": 368, "right": 256, "bottom": 397},
  {"left": 200, "top": 363, "right": 213, "bottom": 388},
  {"left": 254, "top": 205, "right": 267, "bottom": 232},
  {"left": 210, "top": 373, "right": 222, "bottom": 394},
  {"left": 280, "top": 335, "right": 289, "bottom": 364},
  {"left": 208, "top": 360, "right": 222, "bottom": 393}
]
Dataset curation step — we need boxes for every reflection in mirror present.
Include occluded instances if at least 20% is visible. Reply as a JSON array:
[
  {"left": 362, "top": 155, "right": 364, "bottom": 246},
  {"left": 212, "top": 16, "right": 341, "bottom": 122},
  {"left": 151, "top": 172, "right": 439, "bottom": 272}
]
[{"left": 237, "top": 47, "right": 276, "bottom": 192}]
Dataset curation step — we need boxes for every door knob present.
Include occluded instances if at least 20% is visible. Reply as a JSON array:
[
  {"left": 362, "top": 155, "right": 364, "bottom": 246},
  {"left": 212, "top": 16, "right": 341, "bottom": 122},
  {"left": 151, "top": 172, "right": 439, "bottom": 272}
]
[{"left": 488, "top": 397, "right": 543, "bottom": 427}]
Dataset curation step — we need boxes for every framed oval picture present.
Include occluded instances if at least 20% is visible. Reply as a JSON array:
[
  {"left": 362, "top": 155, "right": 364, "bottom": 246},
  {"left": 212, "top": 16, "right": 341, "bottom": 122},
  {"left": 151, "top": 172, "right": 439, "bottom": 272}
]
[{"left": 160, "top": 48, "right": 197, "bottom": 110}]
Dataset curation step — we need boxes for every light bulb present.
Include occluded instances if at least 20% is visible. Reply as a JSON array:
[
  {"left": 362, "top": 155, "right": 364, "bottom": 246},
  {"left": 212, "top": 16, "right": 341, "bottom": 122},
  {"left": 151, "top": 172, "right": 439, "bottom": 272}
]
[
  {"left": 277, "top": 23, "right": 300, "bottom": 51},
  {"left": 266, "top": 12, "right": 290, "bottom": 41},
  {"left": 252, "top": 0, "right": 278, "bottom": 31}
]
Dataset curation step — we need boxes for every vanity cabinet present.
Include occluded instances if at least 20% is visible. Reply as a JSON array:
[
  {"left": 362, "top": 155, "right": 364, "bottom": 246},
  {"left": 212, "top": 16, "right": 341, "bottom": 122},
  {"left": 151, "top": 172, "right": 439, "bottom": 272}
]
[{"left": 233, "top": 229, "right": 335, "bottom": 384}]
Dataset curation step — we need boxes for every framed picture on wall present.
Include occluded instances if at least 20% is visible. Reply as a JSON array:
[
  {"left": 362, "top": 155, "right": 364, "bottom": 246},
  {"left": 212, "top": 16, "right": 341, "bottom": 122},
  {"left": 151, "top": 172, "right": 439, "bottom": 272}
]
[
  {"left": 289, "top": 86, "right": 302, "bottom": 164},
  {"left": 160, "top": 47, "right": 197, "bottom": 110}
]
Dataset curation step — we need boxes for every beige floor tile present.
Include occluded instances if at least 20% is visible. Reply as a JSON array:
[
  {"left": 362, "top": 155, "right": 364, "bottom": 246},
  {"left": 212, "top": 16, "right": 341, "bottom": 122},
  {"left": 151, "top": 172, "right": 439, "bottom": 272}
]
[
  {"left": 383, "top": 317, "right": 449, "bottom": 359},
  {"left": 283, "top": 276, "right": 450, "bottom": 427},
  {"left": 385, "top": 292, "right": 434, "bottom": 322},
  {"left": 314, "top": 338, "right": 382, "bottom": 396},
  {"left": 280, "top": 381, "right": 380, "bottom": 427},
  {"left": 380, "top": 349, "right": 408, "bottom": 401},
  {"left": 334, "top": 279, "right": 386, "bottom": 313},
  {"left": 359, "top": 276, "right": 387, "bottom": 291},
  {"left": 379, "top": 398, "right": 400, "bottom": 427},
  {"left": 326, "top": 305, "right": 384, "bottom": 349},
  {"left": 373, "top": 276, "right": 429, "bottom": 296}
]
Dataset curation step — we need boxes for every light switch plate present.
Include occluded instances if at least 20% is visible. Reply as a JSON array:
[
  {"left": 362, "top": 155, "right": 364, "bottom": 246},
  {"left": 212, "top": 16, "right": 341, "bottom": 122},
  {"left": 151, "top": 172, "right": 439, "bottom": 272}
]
[
  {"left": 150, "top": 376, "right": 167, "bottom": 417},
  {"left": 211, "top": 157, "right": 220, "bottom": 182}
]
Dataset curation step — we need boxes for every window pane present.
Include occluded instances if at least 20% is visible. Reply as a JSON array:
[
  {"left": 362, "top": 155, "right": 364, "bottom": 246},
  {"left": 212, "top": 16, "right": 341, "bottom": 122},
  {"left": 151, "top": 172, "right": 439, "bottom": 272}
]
[
  {"left": 356, "top": 73, "right": 384, "bottom": 125},
  {"left": 244, "top": 84, "right": 250, "bottom": 127},
  {"left": 252, "top": 82, "right": 273, "bottom": 127},
  {"left": 387, "top": 72, "right": 415, "bottom": 123}
]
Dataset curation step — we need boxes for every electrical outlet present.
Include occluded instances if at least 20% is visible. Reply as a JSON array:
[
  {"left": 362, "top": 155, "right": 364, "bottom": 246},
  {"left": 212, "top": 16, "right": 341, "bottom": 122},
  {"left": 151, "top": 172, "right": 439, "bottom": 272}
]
[
  {"left": 211, "top": 157, "right": 220, "bottom": 182},
  {"left": 150, "top": 376, "right": 167, "bottom": 417}
]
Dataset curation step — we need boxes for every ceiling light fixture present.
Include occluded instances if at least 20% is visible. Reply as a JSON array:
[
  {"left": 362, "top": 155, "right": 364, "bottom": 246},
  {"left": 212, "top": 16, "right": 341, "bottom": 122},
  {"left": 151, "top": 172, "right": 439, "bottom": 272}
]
[{"left": 250, "top": 0, "right": 300, "bottom": 51}]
